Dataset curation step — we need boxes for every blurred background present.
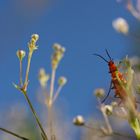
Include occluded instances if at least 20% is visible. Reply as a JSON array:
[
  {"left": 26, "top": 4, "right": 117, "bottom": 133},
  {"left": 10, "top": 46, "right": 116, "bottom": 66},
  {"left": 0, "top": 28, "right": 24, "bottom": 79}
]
[{"left": 0, "top": 0, "right": 139, "bottom": 139}]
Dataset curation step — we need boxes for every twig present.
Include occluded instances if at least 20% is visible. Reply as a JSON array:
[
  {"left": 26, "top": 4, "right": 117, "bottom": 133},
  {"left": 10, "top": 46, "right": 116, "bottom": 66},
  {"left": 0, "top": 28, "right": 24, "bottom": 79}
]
[
  {"left": 24, "top": 51, "right": 33, "bottom": 90},
  {"left": 23, "top": 91, "right": 48, "bottom": 140},
  {"left": 49, "top": 69, "right": 56, "bottom": 106},
  {"left": 48, "top": 68, "right": 56, "bottom": 140},
  {"left": 19, "top": 61, "right": 23, "bottom": 86},
  {"left": 113, "top": 131, "right": 136, "bottom": 139},
  {"left": 0, "top": 127, "right": 29, "bottom": 140},
  {"left": 97, "top": 98, "right": 113, "bottom": 134},
  {"left": 83, "top": 124, "right": 136, "bottom": 139},
  {"left": 52, "top": 86, "right": 62, "bottom": 104}
]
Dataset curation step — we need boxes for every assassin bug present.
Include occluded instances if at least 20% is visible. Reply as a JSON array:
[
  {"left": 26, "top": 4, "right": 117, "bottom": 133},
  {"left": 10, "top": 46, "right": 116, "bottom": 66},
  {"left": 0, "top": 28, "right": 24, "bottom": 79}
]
[{"left": 94, "top": 49, "right": 128, "bottom": 103}]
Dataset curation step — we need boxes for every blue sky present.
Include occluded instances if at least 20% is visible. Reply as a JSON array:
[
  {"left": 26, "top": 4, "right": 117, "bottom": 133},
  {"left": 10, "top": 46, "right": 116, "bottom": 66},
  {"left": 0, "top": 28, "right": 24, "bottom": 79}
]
[{"left": 0, "top": 0, "right": 137, "bottom": 123}]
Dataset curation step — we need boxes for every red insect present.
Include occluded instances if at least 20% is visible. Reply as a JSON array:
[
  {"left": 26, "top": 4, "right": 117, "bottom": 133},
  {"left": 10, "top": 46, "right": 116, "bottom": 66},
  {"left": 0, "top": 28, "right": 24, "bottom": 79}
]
[{"left": 94, "top": 50, "right": 128, "bottom": 103}]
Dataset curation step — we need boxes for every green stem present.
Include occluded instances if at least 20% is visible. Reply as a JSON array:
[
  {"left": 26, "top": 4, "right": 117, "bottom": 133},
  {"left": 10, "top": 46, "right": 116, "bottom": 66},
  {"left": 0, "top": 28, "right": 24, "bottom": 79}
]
[
  {"left": 129, "top": 118, "right": 140, "bottom": 140},
  {"left": 23, "top": 92, "right": 48, "bottom": 140},
  {"left": 19, "top": 61, "right": 23, "bottom": 86},
  {"left": 24, "top": 51, "right": 33, "bottom": 89},
  {"left": 0, "top": 127, "right": 29, "bottom": 140},
  {"left": 134, "top": 128, "right": 140, "bottom": 140}
]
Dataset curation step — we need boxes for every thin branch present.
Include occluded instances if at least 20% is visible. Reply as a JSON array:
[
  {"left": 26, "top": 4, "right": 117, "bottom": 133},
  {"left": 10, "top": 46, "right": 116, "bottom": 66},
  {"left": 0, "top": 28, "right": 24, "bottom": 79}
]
[
  {"left": 113, "top": 131, "right": 136, "bottom": 139},
  {"left": 97, "top": 98, "right": 113, "bottom": 134},
  {"left": 49, "top": 69, "right": 56, "bottom": 106},
  {"left": 83, "top": 124, "right": 136, "bottom": 139},
  {"left": 19, "top": 61, "right": 23, "bottom": 86},
  {"left": 23, "top": 91, "right": 48, "bottom": 140},
  {"left": 0, "top": 127, "right": 29, "bottom": 140},
  {"left": 52, "top": 86, "right": 62, "bottom": 104},
  {"left": 24, "top": 51, "right": 33, "bottom": 90}
]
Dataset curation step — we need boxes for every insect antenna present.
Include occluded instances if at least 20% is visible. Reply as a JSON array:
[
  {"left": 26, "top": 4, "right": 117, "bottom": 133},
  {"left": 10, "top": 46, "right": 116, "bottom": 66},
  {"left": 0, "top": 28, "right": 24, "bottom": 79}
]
[
  {"left": 93, "top": 53, "right": 108, "bottom": 63},
  {"left": 101, "top": 81, "right": 112, "bottom": 103},
  {"left": 105, "top": 49, "right": 112, "bottom": 61}
]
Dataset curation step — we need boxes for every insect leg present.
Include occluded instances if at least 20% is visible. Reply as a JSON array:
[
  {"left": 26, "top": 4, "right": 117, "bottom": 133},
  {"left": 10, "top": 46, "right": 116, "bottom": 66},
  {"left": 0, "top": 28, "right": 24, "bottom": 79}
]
[{"left": 101, "top": 81, "right": 113, "bottom": 103}]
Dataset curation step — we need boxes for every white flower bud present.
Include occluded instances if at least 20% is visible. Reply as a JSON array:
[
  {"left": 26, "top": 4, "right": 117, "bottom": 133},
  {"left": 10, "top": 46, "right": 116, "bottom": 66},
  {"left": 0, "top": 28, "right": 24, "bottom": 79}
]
[
  {"left": 53, "top": 43, "right": 61, "bottom": 51},
  {"left": 111, "top": 101, "right": 118, "bottom": 108},
  {"left": 16, "top": 50, "right": 26, "bottom": 61},
  {"left": 104, "top": 105, "right": 113, "bottom": 116},
  {"left": 31, "top": 34, "right": 39, "bottom": 42},
  {"left": 38, "top": 68, "right": 50, "bottom": 88},
  {"left": 73, "top": 115, "right": 85, "bottom": 126},
  {"left": 94, "top": 88, "right": 105, "bottom": 98},
  {"left": 58, "top": 76, "right": 67, "bottom": 86},
  {"left": 112, "top": 17, "right": 129, "bottom": 34}
]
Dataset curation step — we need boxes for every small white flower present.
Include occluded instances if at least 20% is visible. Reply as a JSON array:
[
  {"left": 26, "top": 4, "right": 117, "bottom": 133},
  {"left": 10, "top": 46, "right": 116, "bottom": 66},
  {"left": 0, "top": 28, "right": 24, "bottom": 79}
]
[
  {"left": 58, "top": 76, "right": 67, "bottom": 86},
  {"left": 111, "top": 101, "right": 118, "bottom": 108},
  {"left": 104, "top": 105, "right": 113, "bottom": 116},
  {"left": 31, "top": 34, "right": 39, "bottom": 42},
  {"left": 51, "top": 43, "right": 66, "bottom": 69},
  {"left": 112, "top": 17, "right": 129, "bottom": 34},
  {"left": 94, "top": 88, "right": 105, "bottom": 98},
  {"left": 16, "top": 50, "right": 26, "bottom": 61},
  {"left": 38, "top": 68, "right": 50, "bottom": 88},
  {"left": 73, "top": 115, "right": 85, "bottom": 126}
]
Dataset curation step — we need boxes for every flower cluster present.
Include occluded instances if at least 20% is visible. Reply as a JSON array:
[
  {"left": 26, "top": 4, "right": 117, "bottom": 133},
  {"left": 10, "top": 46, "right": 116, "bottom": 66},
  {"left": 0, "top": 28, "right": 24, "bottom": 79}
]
[
  {"left": 28, "top": 34, "right": 39, "bottom": 52},
  {"left": 51, "top": 43, "right": 65, "bottom": 70}
]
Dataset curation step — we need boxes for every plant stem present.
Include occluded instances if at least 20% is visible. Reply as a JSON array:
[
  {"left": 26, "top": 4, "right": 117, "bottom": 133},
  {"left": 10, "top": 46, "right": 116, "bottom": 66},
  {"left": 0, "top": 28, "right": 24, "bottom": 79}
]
[
  {"left": 24, "top": 51, "right": 33, "bottom": 89},
  {"left": 101, "top": 105, "right": 113, "bottom": 134},
  {"left": 48, "top": 106, "right": 52, "bottom": 140},
  {"left": 52, "top": 86, "right": 62, "bottom": 104},
  {"left": 126, "top": 0, "right": 140, "bottom": 20},
  {"left": 19, "top": 61, "right": 23, "bottom": 86},
  {"left": 49, "top": 69, "right": 56, "bottom": 106},
  {"left": 48, "top": 105, "right": 56, "bottom": 140},
  {"left": 23, "top": 91, "right": 48, "bottom": 140},
  {"left": 113, "top": 131, "right": 136, "bottom": 139},
  {"left": 83, "top": 124, "right": 99, "bottom": 130},
  {"left": 83, "top": 124, "right": 136, "bottom": 139},
  {"left": 129, "top": 117, "right": 140, "bottom": 140},
  {"left": 0, "top": 127, "right": 29, "bottom": 140},
  {"left": 47, "top": 68, "right": 56, "bottom": 140},
  {"left": 97, "top": 98, "right": 113, "bottom": 135}
]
